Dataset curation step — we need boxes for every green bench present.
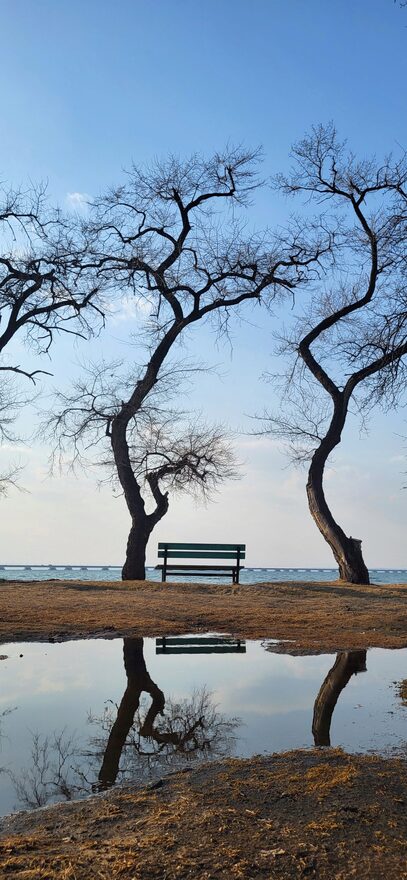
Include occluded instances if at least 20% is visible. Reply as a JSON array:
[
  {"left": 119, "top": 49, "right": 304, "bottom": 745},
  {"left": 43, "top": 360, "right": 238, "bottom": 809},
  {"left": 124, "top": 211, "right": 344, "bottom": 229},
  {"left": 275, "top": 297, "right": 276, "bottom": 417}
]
[
  {"left": 156, "top": 542, "right": 246, "bottom": 583},
  {"left": 156, "top": 636, "right": 246, "bottom": 654}
]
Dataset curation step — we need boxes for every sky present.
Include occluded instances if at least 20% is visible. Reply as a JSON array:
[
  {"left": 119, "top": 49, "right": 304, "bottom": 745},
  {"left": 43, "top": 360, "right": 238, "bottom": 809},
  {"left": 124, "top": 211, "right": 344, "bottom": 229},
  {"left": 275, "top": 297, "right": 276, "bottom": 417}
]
[{"left": 0, "top": 0, "right": 407, "bottom": 568}]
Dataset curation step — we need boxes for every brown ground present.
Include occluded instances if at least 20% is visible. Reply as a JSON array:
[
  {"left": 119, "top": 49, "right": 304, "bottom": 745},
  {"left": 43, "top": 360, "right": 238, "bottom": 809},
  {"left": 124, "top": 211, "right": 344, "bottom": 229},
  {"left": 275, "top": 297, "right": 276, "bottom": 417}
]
[
  {"left": 1, "top": 576, "right": 407, "bottom": 652},
  {"left": 2, "top": 577, "right": 407, "bottom": 878},
  {"left": 1, "top": 749, "right": 407, "bottom": 879}
]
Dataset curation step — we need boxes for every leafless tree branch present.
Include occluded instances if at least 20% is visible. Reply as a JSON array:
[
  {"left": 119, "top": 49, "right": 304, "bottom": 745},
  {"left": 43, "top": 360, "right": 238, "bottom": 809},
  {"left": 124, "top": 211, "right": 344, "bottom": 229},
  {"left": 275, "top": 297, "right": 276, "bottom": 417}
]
[
  {"left": 43, "top": 148, "right": 328, "bottom": 579},
  {"left": 263, "top": 124, "right": 407, "bottom": 582}
]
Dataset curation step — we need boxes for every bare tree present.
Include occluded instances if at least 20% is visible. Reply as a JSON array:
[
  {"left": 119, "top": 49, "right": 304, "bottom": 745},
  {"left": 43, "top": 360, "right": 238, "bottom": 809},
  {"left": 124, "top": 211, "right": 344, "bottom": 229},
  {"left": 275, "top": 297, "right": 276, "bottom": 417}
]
[
  {"left": 263, "top": 124, "right": 407, "bottom": 583},
  {"left": 46, "top": 148, "right": 327, "bottom": 579},
  {"left": 0, "top": 183, "right": 104, "bottom": 494},
  {"left": 0, "top": 375, "right": 30, "bottom": 495},
  {"left": 45, "top": 359, "right": 240, "bottom": 578},
  {"left": 0, "top": 183, "right": 102, "bottom": 377}
]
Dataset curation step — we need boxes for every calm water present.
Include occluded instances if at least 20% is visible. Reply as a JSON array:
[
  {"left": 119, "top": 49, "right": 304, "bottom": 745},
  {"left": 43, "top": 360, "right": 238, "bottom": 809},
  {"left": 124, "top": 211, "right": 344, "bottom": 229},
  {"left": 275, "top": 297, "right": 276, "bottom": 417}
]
[
  {"left": 0, "top": 637, "right": 406, "bottom": 818},
  {"left": 1, "top": 566, "right": 407, "bottom": 584}
]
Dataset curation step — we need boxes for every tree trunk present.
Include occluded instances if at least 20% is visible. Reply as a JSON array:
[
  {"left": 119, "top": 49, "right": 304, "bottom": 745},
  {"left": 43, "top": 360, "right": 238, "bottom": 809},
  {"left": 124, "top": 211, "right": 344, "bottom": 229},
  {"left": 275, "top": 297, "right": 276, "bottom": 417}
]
[
  {"left": 111, "top": 416, "right": 169, "bottom": 582},
  {"left": 312, "top": 650, "right": 367, "bottom": 746},
  {"left": 307, "top": 403, "right": 370, "bottom": 584},
  {"left": 98, "top": 638, "right": 165, "bottom": 788},
  {"left": 122, "top": 516, "right": 151, "bottom": 580}
]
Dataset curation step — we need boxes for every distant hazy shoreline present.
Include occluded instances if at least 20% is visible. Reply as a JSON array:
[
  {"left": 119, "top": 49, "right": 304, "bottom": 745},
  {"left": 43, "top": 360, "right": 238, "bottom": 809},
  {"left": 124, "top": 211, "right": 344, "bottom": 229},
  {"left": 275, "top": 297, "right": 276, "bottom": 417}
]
[{"left": 1, "top": 566, "right": 407, "bottom": 585}]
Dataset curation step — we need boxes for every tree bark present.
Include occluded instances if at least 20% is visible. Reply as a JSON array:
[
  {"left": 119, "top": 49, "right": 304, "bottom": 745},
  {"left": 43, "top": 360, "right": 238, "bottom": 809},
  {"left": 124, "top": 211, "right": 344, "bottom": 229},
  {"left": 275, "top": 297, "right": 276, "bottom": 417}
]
[
  {"left": 312, "top": 650, "right": 367, "bottom": 746},
  {"left": 121, "top": 517, "right": 151, "bottom": 581},
  {"left": 111, "top": 416, "right": 150, "bottom": 581},
  {"left": 306, "top": 400, "right": 370, "bottom": 584},
  {"left": 110, "top": 334, "right": 175, "bottom": 581}
]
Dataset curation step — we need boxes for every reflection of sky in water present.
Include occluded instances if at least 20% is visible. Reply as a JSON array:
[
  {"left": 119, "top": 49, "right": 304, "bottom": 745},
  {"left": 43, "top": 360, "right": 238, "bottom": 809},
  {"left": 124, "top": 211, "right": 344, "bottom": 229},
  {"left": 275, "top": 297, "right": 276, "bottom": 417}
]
[{"left": 0, "top": 639, "right": 406, "bottom": 817}]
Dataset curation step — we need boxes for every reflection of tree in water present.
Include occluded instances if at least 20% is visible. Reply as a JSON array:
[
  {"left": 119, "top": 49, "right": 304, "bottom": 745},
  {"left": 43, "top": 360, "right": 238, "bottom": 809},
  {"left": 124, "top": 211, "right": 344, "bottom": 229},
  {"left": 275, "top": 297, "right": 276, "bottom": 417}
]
[
  {"left": 312, "top": 651, "right": 367, "bottom": 746},
  {"left": 0, "top": 706, "right": 15, "bottom": 739},
  {"left": 10, "top": 638, "right": 240, "bottom": 809},
  {"left": 0, "top": 706, "right": 16, "bottom": 736},
  {"left": 262, "top": 642, "right": 369, "bottom": 748},
  {"left": 0, "top": 707, "right": 16, "bottom": 780},
  {"left": 96, "top": 638, "right": 238, "bottom": 789},
  {"left": 11, "top": 729, "right": 84, "bottom": 808}
]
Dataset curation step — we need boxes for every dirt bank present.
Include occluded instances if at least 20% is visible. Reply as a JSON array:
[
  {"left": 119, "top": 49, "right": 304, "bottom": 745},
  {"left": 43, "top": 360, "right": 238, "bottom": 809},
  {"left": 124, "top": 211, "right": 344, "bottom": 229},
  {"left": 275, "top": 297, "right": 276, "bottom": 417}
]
[
  {"left": 1, "top": 749, "right": 406, "bottom": 879},
  {"left": 1, "top": 577, "right": 407, "bottom": 652}
]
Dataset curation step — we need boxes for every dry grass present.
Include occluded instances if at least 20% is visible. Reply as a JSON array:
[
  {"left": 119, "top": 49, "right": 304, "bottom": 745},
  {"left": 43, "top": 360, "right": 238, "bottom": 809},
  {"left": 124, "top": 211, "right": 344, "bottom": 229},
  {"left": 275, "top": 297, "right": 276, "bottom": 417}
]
[
  {"left": 1, "top": 749, "right": 407, "bottom": 879},
  {"left": 1, "top": 577, "right": 407, "bottom": 652}
]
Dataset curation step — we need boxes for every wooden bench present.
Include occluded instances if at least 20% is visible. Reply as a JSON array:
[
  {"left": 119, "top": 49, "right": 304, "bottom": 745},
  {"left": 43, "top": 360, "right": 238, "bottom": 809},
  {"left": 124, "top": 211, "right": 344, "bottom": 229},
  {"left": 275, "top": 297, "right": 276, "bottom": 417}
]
[{"left": 156, "top": 542, "right": 246, "bottom": 583}]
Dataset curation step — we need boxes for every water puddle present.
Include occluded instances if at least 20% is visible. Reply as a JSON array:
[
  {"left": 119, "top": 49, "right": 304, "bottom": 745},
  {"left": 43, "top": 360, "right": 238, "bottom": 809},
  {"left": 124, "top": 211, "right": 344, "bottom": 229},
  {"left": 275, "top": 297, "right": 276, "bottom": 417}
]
[{"left": 0, "top": 635, "right": 406, "bottom": 817}]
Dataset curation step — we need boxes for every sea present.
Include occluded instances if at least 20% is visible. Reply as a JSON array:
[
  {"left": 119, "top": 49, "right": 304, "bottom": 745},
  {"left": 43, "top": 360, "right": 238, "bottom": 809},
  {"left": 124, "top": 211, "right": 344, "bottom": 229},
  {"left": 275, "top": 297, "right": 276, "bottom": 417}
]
[{"left": 0, "top": 565, "right": 406, "bottom": 585}]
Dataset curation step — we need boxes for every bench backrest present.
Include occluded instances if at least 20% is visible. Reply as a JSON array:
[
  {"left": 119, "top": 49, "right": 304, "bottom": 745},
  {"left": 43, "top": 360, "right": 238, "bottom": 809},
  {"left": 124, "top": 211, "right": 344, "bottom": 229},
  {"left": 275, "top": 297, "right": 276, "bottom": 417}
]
[{"left": 157, "top": 542, "right": 246, "bottom": 560}]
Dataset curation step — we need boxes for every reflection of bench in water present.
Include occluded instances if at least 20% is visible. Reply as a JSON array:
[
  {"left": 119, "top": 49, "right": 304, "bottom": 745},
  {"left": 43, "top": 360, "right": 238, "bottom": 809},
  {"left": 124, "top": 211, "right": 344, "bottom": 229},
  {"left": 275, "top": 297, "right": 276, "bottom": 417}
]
[{"left": 156, "top": 636, "right": 246, "bottom": 654}]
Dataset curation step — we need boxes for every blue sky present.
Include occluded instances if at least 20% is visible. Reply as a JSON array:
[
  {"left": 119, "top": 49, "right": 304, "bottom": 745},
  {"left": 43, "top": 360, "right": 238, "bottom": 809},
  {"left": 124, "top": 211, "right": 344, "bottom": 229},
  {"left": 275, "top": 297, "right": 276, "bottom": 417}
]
[{"left": 1, "top": 0, "right": 406, "bottom": 567}]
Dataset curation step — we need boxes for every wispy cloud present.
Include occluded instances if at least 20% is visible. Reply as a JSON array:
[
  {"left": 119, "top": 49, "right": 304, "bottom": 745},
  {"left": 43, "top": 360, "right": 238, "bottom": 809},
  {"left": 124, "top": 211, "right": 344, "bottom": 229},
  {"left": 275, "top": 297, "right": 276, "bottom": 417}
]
[
  {"left": 111, "top": 293, "right": 153, "bottom": 324},
  {"left": 66, "top": 191, "right": 90, "bottom": 212},
  {"left": 236, "top": 436, "right": 278, "bottom": 451}
]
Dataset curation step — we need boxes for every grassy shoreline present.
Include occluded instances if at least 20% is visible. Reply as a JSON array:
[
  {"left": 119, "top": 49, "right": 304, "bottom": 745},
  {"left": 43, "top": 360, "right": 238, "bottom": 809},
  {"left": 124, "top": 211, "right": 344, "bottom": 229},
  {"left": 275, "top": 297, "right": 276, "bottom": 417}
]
[{"left": 1, "top": 577, "right": 407, "bottom": 652}]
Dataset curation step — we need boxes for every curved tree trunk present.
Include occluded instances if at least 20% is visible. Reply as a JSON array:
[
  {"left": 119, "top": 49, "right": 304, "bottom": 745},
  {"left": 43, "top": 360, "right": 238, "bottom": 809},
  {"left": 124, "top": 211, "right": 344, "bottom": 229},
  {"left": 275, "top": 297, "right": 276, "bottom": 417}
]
[
  {"left": 98, "top": 638, "right": 165, "bottom": 788},
  {"left": 111, "top": 416, "right": 152, "bottom": 581},
  {"left": 121, "top": 516, "right": 151, "bottom": 581},
  {"left": 111, "top": 397, "right": 170, "bottom": 582},
  {"left": 307, "top": 401, "right": 370, "bottom": 584},
  {"left": 312, "top": 650, "right": 367, "bottom": 746}
]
